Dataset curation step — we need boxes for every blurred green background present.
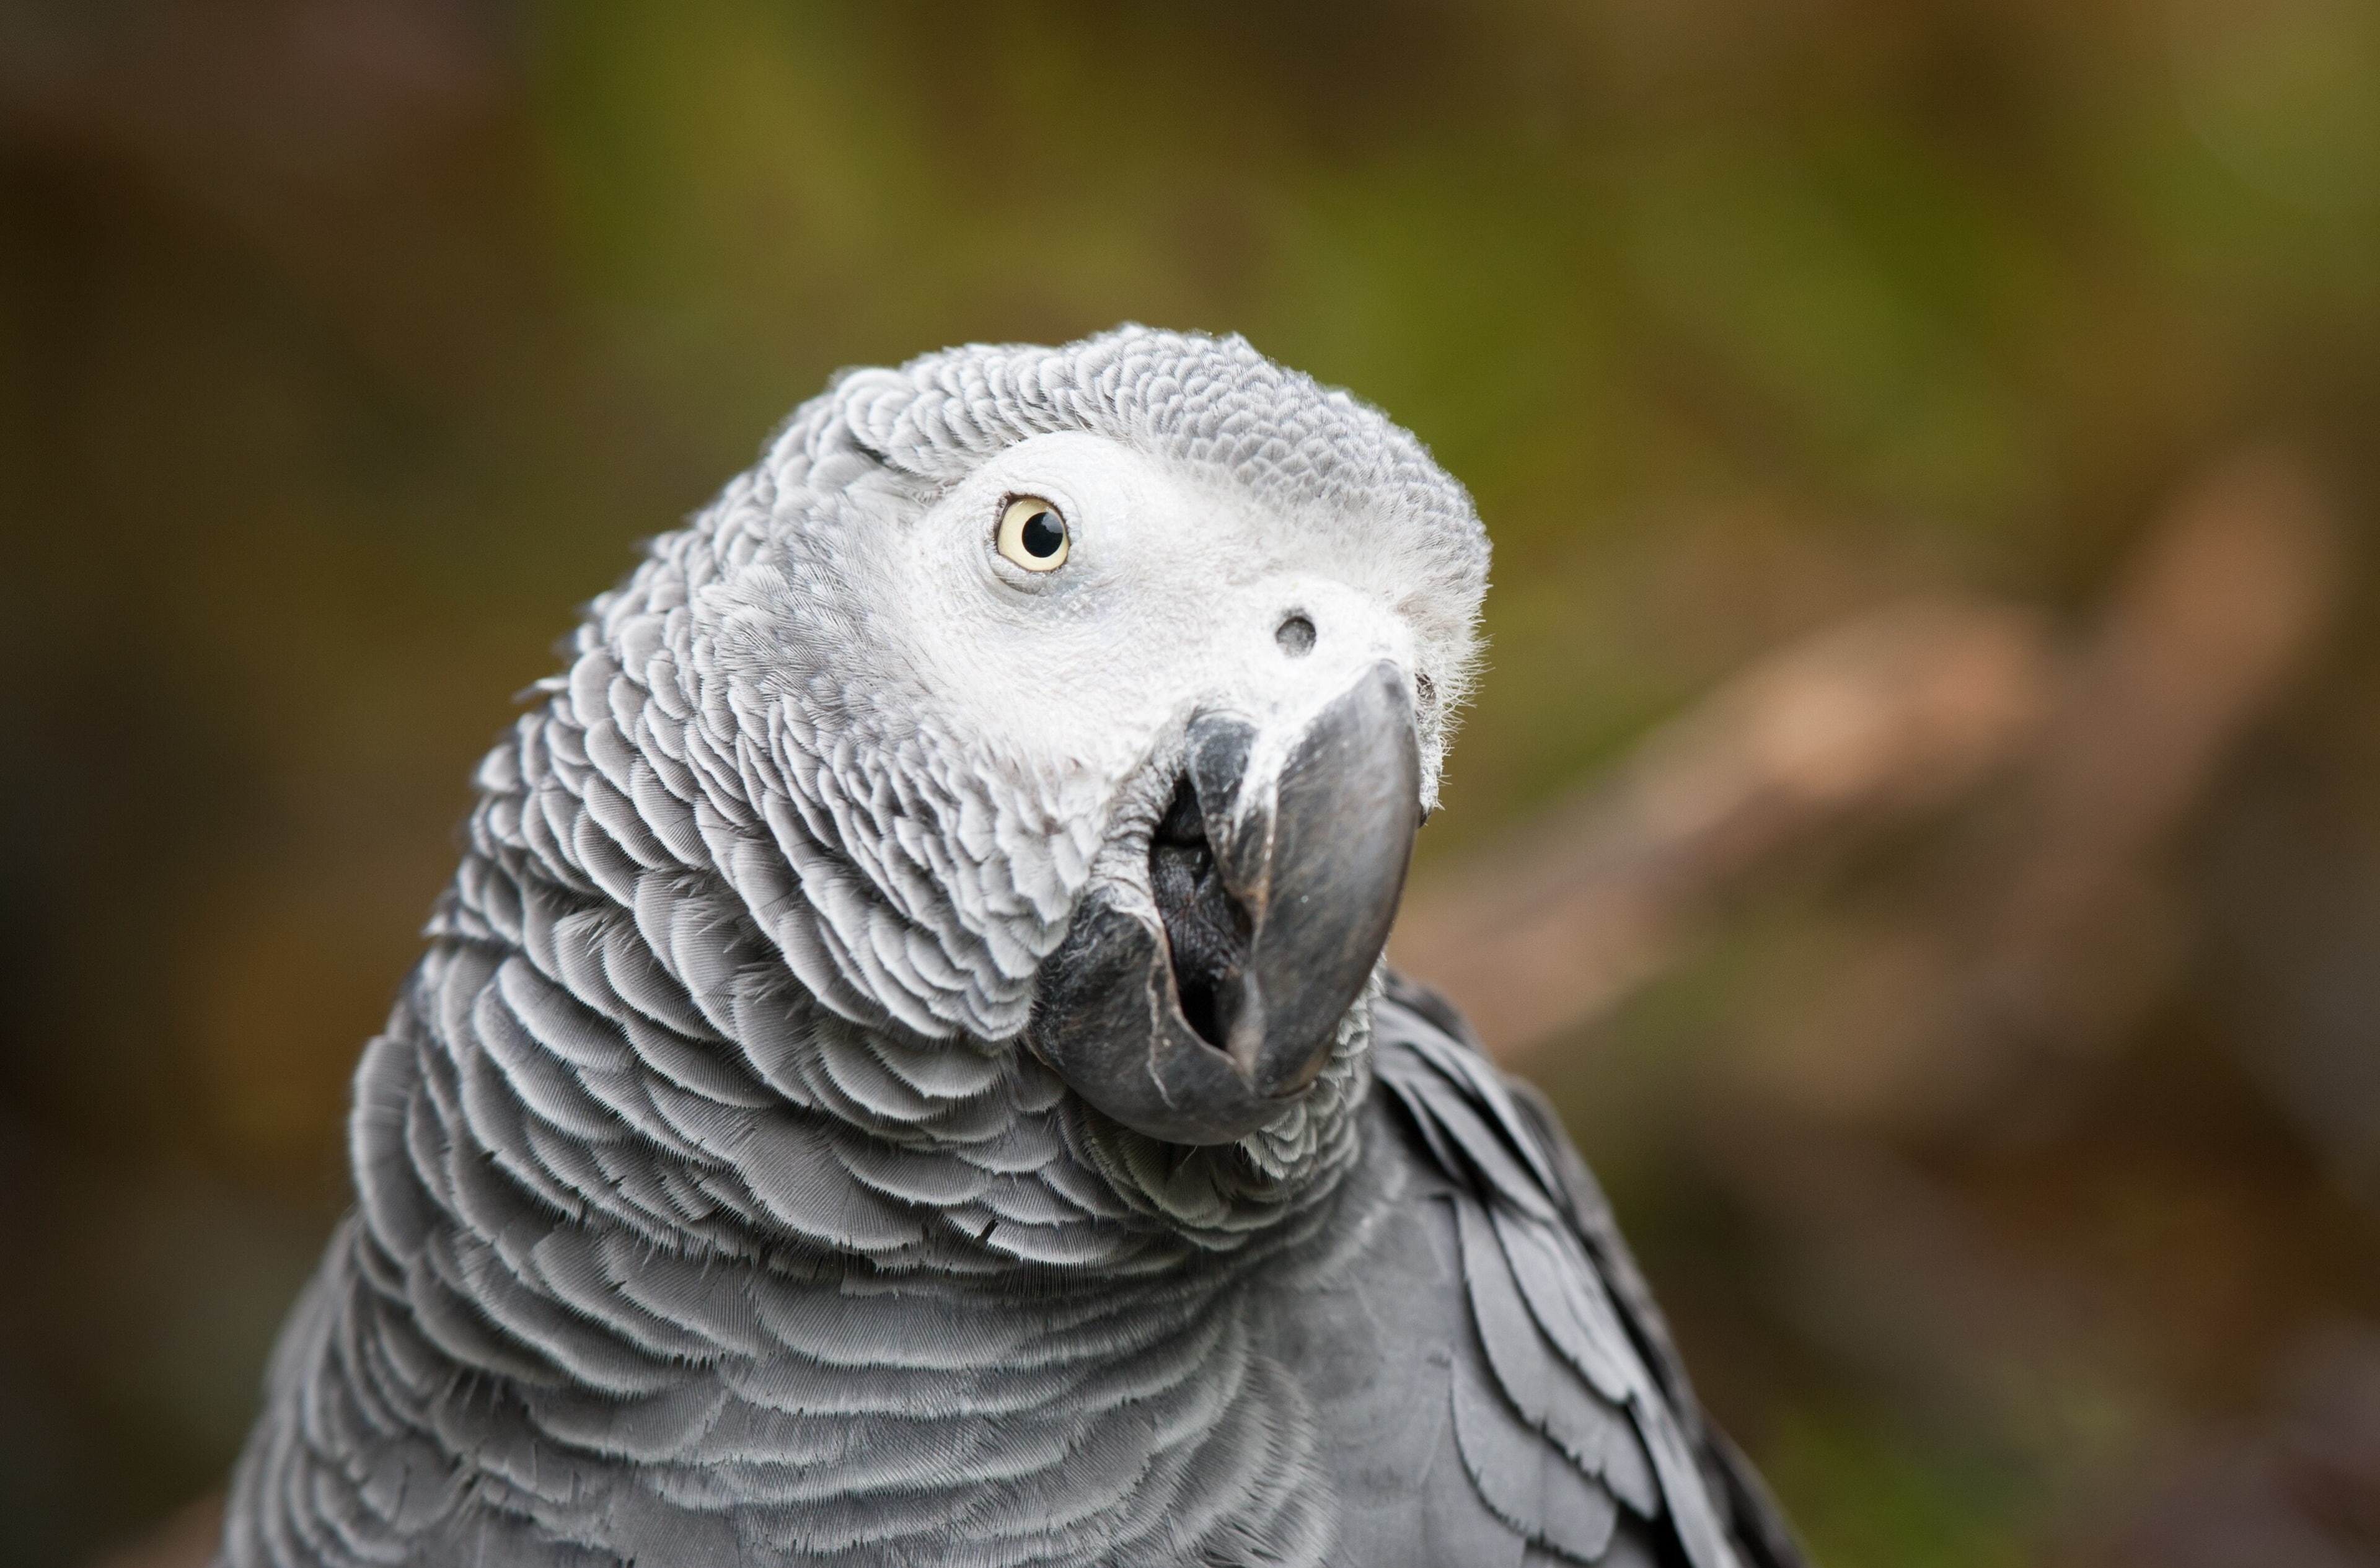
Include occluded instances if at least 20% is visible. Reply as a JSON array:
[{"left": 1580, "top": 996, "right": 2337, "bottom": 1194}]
[{"left": 3, "top": 2, "right": 2378, "bottom": 1564}]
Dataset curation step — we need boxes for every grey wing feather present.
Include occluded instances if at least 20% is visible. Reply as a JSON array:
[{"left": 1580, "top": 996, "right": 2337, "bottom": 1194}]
[
  {"left": 1264, "top": 1173, "right": 1530, "bottom": 1568},
  {"left": 1375, "top": 972, "right": 1808, "bottom": 1568}
]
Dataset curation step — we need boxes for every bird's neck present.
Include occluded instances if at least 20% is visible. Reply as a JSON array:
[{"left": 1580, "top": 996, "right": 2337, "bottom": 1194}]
[{"left": 288, "top": 853, "right": 1367, "bottom": 1561}]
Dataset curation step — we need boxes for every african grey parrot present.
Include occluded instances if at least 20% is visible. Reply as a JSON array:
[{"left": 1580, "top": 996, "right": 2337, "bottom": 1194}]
[{"left": 219, "top": 327, "right": 1805, "bottom": 1568}]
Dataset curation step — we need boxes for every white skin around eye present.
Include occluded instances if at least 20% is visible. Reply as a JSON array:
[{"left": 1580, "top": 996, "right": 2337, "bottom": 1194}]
[{"left": 880, "top": 431, "right": 1422, "bottom": 790}]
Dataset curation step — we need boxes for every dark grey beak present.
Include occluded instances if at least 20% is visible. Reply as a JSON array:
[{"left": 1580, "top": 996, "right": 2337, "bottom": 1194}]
[{"left": 1029, "top": 663, "right": 1422, "bottom": 1144}]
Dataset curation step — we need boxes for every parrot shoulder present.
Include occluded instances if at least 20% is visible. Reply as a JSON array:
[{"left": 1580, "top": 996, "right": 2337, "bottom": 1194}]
[{"left": 1259, "top": 973, "right": 1806, "bottom": 1568}]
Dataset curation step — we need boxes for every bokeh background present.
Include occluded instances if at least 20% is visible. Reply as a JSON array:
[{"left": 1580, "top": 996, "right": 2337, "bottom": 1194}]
[{"left": 4, "top": 2, "right": 2379, "bottom": 1564}]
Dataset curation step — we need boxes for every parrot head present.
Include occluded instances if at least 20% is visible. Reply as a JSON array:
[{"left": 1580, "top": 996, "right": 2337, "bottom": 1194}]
[{"left": 657, "top": 328, "right": 1486, "bottom": 1148}]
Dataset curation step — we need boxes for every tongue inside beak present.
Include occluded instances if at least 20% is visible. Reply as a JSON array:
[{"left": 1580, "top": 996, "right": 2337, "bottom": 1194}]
[
  {"left": 1029, "top": 664, "right": 1422, "bottom": 1145},
  {"left": 1147, "top": 778, "right": 1249, "bottom": 1059}
]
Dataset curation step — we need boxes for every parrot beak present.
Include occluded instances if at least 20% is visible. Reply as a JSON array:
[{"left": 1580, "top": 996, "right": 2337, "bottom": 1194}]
[{"left": 1029, "top": 662, "right": 1422, "bottom": 1145}]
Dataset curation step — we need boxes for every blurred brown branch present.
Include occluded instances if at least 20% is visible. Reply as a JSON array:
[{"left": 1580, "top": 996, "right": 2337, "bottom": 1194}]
[
  {"left": 1393, "top": 597, "right": 2058, "bottom": 1064},
  {"left": 1395, "top": 444, "right": 2342, "bottom": 1108},
  {"left": 1744, "top": 445, "right": 2342, "bottom": 1137}
]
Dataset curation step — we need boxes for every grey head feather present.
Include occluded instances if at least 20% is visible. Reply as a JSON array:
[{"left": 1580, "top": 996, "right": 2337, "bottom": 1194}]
[{"left": 679, "top": 326, "right": 1486, "bottom": 1043}]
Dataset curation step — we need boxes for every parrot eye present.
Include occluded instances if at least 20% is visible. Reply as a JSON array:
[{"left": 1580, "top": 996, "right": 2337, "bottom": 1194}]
[{"left": 996, "top": 496, "right": 1070, "bottom": 571}]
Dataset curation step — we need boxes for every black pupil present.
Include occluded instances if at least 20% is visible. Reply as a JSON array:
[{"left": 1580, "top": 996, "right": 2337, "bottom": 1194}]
[{"left": 1020, "top": 509, "right": 1064, "bottom": 558}]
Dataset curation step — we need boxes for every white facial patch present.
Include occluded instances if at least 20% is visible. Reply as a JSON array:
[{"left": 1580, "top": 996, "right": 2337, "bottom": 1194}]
[{"left": 881, "top": 431, "right": 1427, "bottom": 811}]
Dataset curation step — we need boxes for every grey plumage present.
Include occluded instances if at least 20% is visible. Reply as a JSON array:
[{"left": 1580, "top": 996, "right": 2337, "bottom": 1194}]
[{"left": 220, "top": 327, "right": 1804, "bottom": 1567}]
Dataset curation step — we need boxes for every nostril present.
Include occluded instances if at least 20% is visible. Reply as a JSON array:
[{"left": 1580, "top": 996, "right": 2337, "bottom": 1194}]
[{"left": 1275, "top": 613, "right": 1316, "bottom": 657}]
